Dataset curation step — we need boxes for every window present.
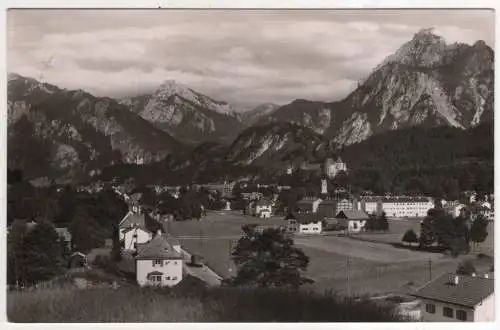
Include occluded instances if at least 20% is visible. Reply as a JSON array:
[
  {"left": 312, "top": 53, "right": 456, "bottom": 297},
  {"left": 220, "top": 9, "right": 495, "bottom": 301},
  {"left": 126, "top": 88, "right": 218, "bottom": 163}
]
[
  {"left": 456, "top": 310, "right": 467, "bottom": 321},
  {"left": 150, "top": 275, "right": 162, "bottom": 283},
  {"left": 425, "top": 303, "right": 436, "bottom": 314},
  {"left": 165, "top": 276, "right": 171, "bottom": 280},
  {"left": 174, "top": 261, "right": 178, "bottom": 265},
  {"left": 443, "top": 307, "right": 454, "bottom": 318},
  {"left": 172, "top": 276, "right": 178, "bottom": 280},
  {"left": 152, "top": 259, "right": 163, "bottom": 267}
]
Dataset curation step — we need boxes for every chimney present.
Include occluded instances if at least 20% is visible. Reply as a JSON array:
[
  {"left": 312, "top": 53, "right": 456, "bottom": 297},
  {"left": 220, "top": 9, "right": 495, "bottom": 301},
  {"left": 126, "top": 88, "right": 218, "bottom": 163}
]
[{"left": 484, "top": 274, "right": 489, "bottom": 279}]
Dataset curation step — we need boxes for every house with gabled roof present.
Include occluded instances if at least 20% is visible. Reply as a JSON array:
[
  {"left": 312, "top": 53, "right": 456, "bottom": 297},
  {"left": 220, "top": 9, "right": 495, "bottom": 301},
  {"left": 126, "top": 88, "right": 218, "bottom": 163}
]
[
  {"left": 286, "top": 212, "right": 323, "bottom": 234},
  {"left": 411, "top": 273, "right": 494, "bottom": 322},
  {"left": 135, "top": 230, "right": 183, "bottom": 287},
  {"left": 252, "top": 198, "right": 273, "bottom": 218},
  {"left": 119, "top": 210, "right": 163, "bottom": 251},
  {"left": 335, "top": 210, "right": 369, "bottom": 233}
]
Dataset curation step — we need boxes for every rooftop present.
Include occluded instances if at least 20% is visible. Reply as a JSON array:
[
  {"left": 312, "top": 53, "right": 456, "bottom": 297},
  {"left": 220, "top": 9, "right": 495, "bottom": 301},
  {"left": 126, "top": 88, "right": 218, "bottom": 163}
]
[
  {"left": 136, "top": 234, "right": 182, "bottom": 260},
  {"left": 411, "top": 273, "right": 494, "bottom": 308},
  {"left": 336, "top": 210, "right": 369, "bottom": 220},
  {"left": 298, "top": 197, "right": 323, "bottom": 204},
  {"left": 289, "top": 212, "right": 322, "bottom": 224},
  {"left": 119, "top": 211, "right": 162, "bottom": 233}
]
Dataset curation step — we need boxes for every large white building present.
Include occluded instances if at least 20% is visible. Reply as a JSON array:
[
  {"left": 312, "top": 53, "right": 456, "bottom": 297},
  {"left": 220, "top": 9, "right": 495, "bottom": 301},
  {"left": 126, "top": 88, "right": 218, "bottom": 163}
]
[
  {"left": 359, "top": 196, "right": 434, "bottom": 218},
  {"left": 135, "top": 231, "right": 183, "bottom": 287},
  {"left": 411, "top": 273, "right": 494, "bottom": 322}
]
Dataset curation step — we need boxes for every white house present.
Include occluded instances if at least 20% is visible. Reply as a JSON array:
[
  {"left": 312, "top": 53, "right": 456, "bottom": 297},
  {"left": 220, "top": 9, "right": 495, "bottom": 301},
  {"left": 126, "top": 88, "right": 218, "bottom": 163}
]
[
  {"left": 253, "top": 199, "right": 273, "bottom": 218},
  {"left": 335, "top": 210, "right": 369, "bottom": 233},
  {"left": 287, "top": 213, "right": 323, "bottom": 234},
  {"left": 358, "top": 197, "right": 383, "bottom": 215},
  {"left": 411, "top": 273, "right": 494, "bottom": 322},
  {"left": 444, "top": 202, "right": 467, "bottom": 218},
  {"left": 135, "top": 231, "right": 183, "bottom": 287},
  {"left": 122, "top": 226, "right": 153, "bottom": 251},
  {"left": 119, "top": 210, "right": 163, "bottom": 251}
]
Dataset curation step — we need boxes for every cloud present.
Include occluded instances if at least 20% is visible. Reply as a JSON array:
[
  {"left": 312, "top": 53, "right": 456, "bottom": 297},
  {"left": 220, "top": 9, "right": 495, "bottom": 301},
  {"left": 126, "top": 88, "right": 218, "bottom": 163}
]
[{"left": 7, "top": 9, "right": 494, "bottom": 110}]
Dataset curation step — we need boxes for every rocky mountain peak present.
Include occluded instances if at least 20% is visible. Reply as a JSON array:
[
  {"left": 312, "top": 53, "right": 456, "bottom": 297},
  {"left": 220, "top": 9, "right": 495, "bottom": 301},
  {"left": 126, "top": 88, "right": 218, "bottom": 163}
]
[
  {"left": 412, "top": 28, "right": 444, "bottom": 43},
  {"left": 155, "top": 79, "right": 195, "bottom": 100},
  {"left": 382, "top": 28, "right": 449, "bottom": 68}
]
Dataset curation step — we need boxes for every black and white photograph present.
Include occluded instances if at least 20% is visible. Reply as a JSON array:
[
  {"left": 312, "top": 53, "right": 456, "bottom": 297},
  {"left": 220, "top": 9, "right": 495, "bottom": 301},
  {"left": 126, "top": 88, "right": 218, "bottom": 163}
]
[{"left": 4, "top": 4, "right": 496, "bottom": 323}]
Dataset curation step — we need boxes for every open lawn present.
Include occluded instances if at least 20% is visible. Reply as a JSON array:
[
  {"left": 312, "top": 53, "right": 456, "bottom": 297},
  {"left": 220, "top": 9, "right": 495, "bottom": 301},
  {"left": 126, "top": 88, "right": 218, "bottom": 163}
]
[
  {"left": 353, "top": 218, "right": 494, "bottom": 256},
  {"left": 168, "top": 211, "right": 494, "bottom": 296}
]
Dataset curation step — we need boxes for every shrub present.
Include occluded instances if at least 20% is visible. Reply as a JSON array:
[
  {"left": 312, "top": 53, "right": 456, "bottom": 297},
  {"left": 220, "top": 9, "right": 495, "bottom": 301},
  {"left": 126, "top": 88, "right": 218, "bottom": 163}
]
[{"left": 401, "top": 229, "right": 418, "bottom": 246}]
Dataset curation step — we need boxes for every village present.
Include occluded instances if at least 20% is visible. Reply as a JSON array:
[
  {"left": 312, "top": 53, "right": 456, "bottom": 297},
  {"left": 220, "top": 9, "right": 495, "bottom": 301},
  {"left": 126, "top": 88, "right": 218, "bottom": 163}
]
[{"left": 24, "top": 156, "right": 487, "bottom": 322}]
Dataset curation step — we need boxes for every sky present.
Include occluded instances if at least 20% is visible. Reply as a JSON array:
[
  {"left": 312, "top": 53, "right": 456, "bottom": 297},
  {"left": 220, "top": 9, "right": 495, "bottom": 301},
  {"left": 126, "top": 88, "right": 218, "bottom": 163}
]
[{"left": 7, "top": 9, "right": 495, "bottom": 110}]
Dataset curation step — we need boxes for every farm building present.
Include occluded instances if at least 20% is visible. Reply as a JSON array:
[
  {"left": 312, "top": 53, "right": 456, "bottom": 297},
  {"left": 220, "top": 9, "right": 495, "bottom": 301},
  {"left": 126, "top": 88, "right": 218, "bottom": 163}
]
[
  {"left": 286, "top": 213, "right": 323, "bottom": 234},
  {"left": 411, "top": 273, "right": 494, "bottom": 322},
  {"left": 335, "top": 210, "right": 369, "bottom": 233}
]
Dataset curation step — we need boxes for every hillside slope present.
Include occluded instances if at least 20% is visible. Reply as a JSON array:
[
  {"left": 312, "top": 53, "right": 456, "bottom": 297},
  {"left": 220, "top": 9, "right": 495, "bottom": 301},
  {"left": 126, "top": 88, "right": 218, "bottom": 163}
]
[
  {"left": 8, "top": 74, "right": 183, "bottom": 180},
  {"left": 255, "top": 29, "right": 494, "bottom": 146},
  {"left": 121, "top": 81, "right": 244, "bottom": 145}
]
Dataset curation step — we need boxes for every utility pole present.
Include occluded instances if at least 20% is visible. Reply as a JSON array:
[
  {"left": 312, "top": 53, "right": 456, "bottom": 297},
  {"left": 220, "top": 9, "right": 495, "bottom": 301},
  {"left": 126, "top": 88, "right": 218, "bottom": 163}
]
[
  {"left": 346, "top": 256, "right": 351, "bottom": 300},
  {"left": 428, "top": 259, "right": 432, "bottom": 281}
]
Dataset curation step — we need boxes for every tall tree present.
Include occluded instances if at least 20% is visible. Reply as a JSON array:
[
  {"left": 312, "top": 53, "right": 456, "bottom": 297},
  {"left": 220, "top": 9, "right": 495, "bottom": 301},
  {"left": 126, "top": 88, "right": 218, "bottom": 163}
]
[
  {"left": 227, "top": 224, "right": 313, "bottom": 289},
  {"left": 19, "top": 221, "right": 64, "bottom": 286},
  {"left": 470, "top": 214, "right": 489, "bottom": 251},
  {"left": 69, "top": 206, "right": 104, "bottom": 253},
  {"left": 7, "top": 219, "right": 28, "bottom": 285}
]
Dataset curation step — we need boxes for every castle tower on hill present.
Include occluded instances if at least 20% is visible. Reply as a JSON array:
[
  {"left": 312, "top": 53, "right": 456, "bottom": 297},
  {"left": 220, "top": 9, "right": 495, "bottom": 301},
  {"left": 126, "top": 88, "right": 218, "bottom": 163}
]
[{"left": 324, "top": 156, "right": 347, "bottom": 179}]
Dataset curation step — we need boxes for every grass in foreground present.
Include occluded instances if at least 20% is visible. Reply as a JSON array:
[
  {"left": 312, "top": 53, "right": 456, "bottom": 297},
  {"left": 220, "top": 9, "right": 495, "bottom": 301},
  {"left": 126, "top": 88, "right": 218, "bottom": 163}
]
[{"left": 8, "top": 279, "right": 405, "bottom": 322}]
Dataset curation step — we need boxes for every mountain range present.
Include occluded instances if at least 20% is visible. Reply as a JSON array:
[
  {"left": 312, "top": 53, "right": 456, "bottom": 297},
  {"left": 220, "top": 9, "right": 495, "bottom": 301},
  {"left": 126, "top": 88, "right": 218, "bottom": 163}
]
[
  {"left": 7, "top": 28, "right": 494, "bottom": 182},
  {"left": 119, "top": 81, "right": 244, "bottom": 145}
]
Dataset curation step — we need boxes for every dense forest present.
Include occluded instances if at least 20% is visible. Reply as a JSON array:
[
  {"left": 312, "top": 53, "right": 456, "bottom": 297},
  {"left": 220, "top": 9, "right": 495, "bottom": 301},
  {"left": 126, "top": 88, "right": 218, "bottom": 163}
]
[
  {"left": 337, "top": 120, "right": 494, "bottom": 197},
  {"left": 10, "top": 120, "right": 494, "bottom": 199}
]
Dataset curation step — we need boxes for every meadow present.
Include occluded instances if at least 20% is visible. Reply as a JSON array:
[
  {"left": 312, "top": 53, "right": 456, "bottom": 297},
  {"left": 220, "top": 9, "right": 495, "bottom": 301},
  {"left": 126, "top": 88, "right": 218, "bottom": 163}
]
[
  {"left": 7, "top": 279, "right": 404, "bottom": 322},
  {"left": 169, "top": 211, "right": 494, "bottom": 296}
]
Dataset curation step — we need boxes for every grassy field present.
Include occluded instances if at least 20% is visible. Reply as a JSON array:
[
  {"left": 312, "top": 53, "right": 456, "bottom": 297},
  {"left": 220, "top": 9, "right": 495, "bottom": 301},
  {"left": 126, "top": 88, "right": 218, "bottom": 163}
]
[
  {"left": 169, "top": 211, "right": 494, "bottom": 296},
  {"left": 7, "top": 282, "right": 405, "bottom": 322}
]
